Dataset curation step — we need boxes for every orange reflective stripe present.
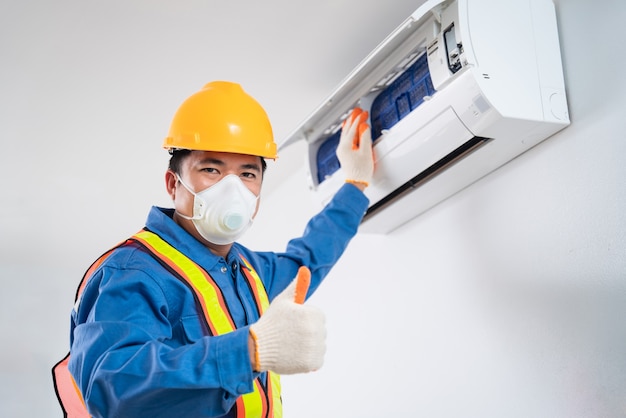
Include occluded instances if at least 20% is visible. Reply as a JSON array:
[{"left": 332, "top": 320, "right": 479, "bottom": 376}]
[
  {"left": 52, "top": 354, "right": 90, "bottom": 418},
  {"left": 53, "top": 239, "right": 133, "bottom": 418},
  {"left": 236, "top": 378, "right": 267, "bottom": 418},
  {"left": 53, "top": 229, "right": 282, "bottom": 417},
  {"left": 74, "top": 239, "right": 133, "bottom": 305},
  {"left": 269, "top": 372, "right": 282, "bottom": 418},
  {"left": 132, "top": 230, "right": 236, "bottom": 336},
  {"left": 239, "top": 255, "right": 270, "bottom": 315},
  {"left": 239, "top": 255, "right": 282, "bottom": 417}
]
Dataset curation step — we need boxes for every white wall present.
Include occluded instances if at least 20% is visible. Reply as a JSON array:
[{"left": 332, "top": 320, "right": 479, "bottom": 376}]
[
  {"left": 244, "top": 0, "right": 626, "bottom": 416},
  {"left": 2, "top": 0, "right": 624, "bottom": 416}
]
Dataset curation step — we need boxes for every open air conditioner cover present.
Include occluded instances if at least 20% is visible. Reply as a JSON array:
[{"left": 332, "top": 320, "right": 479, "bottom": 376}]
[{"left": 280, "top": 0, "right": 569, "bottom": 233}]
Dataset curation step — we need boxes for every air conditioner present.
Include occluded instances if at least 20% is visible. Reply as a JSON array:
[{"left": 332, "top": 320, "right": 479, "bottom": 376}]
[{"left": 279, "top": 0, "right": 569, "bottom": 233}]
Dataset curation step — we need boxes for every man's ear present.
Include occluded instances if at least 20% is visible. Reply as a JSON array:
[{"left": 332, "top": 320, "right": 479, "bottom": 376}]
[{"left": 165, "top": 169, "right": 178, "bottom": 201}]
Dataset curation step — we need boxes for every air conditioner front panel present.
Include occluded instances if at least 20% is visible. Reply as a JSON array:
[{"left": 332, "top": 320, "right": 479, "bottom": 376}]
[{"left": 367, "top": 107, "right": 475, "bottom": 205}]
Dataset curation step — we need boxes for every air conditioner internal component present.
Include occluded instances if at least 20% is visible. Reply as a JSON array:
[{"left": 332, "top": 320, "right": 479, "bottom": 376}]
[{"left": 280, "top": 0, "right": 569, "bottom": 233}]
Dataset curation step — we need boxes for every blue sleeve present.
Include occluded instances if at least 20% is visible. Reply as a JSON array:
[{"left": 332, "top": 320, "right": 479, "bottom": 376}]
[
  {"left": 250, "top": 183, "right": 369, "bottom": 300},
  {"left": 68, "top": 258, "right": 255, "bottom": 418}
]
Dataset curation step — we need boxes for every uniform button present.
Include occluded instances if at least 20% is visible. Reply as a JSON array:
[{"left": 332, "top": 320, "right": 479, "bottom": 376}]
[
  {"left": 237, "top": 383, "right": 248, "bottom": 394},
  {"left": 220, "top": 266, "right": 227, "bottom": 273}
]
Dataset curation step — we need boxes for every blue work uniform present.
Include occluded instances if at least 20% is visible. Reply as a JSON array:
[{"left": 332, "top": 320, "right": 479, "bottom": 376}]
[{"left": 68, "top": 183, "right": 368, "bottom": 418}]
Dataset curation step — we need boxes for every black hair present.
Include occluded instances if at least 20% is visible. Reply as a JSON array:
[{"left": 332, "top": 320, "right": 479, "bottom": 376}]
[{"left": 168, "top": 149, "right": 192, "bottom": 174}]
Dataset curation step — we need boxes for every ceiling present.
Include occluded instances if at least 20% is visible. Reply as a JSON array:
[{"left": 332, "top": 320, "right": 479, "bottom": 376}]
[{"left": 0, "top": 0, "right": 425, "bottom": 272}]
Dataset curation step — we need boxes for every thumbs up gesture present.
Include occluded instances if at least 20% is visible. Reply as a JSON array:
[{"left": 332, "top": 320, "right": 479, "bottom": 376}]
[{"left": 249, "top": 267, "right": 326, "bottom": 375}]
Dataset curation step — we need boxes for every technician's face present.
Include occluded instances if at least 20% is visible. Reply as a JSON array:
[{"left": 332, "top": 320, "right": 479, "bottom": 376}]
[{"left": 165, "top": 151, "right": 263, "bottom": 246}]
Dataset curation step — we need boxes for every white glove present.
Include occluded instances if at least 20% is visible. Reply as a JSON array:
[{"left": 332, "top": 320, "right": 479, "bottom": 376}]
[
  {"left": 249, "top": 267, "right": 326, "bottom": 375},
  {"left": 336, "top": 107, "right": 374, "bottom": 187}
]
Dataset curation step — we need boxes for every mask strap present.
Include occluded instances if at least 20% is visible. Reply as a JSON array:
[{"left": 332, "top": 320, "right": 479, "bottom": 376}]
[
  {"left": 176, "top": 174, "right": 197, "bottom": 196},
  {"left": 175, "top": 174, "right": 202, "bottom": 221}
]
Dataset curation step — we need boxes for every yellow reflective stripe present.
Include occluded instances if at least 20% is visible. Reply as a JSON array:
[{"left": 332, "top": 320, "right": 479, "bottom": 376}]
[
  {"left": 239, "top": 255, "right": 270, "bottom": 313},
  {"left": 238, "top": 379, "right": 265, "bottom": 417},
  {"left": 133, "top": 230, "right": 236, "bottom": 335},
  {"left": 237, "top": 373, "right": 281, "bottom": 418},
  {"left": 270, "top": 373, "right": 282, "bottom": 418}
]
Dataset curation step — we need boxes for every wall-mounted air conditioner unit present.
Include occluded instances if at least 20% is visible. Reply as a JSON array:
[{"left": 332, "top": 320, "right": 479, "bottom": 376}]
[{"left": 279, "top": 0, "right": 569, "bottom": 233}]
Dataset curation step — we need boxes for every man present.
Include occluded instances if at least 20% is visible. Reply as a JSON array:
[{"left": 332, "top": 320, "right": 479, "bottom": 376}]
[{"left": 53, "top": 81, "right": 373, "bottom": 417}]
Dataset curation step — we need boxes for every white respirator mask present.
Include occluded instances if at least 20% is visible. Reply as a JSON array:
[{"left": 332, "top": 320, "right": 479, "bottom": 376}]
[{"left": 176, "top": 174, "right": 259, "bottom": 245}]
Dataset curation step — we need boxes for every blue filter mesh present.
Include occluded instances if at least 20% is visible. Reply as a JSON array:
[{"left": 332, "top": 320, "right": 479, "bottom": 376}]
[
  {"left": 315, "top": 52, "right": 434, "bottom": 185},
  {"left": 316, "top": 130, "right": 341, "bottom": 184},
  {"left": 370, "top": 52, "right": 434, "bottom": 140}
]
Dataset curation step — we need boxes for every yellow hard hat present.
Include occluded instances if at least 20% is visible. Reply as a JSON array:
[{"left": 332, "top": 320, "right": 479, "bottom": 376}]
[{"left": 163, "top": 81, "right": 277, "bottom": 159}]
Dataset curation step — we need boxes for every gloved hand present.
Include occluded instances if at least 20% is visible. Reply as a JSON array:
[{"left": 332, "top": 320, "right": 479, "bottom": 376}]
[
  {"left": 249, "top": 267, "right": 326, "bottom": 375},
  {"left": 336, "top": 107, "right": 374, "bottom": 188}
]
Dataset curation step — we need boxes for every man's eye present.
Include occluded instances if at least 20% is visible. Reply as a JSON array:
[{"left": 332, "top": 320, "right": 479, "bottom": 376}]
[
  {"left": 202, "top": 167, "right": 218, "bottom": 174},
  {"left": 241, "top": 172, "right": 256, "bottom": 179}
]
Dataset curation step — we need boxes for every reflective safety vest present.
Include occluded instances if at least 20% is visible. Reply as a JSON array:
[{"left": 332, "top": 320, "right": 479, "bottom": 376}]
[{"left": 52, "top": 229, "right": 282, "bottom": 418}]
